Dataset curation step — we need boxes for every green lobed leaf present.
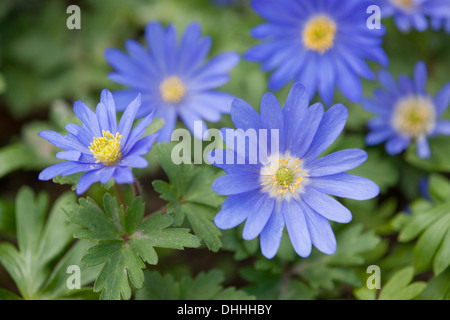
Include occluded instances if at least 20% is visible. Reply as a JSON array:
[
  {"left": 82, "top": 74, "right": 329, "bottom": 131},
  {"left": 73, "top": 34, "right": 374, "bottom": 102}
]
[
  {"left": 67, "top": 194, "right": 200, "bottom": 300},
  {"left": 378, "top": 267, "right": 426, "bottom": 300}
]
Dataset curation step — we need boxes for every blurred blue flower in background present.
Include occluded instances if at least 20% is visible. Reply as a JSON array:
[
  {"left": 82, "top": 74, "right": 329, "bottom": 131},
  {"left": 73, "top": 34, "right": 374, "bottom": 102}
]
[
  {"left": 379, "top": 0, "right": 450, "bottom": 32},
  {"left": 244, "top": 0, "right": 388, "bottom": 105},
  {"left": 208, "top": 83, "right": 379, "bottom": 259},
  {"left": 363, "top": 61, "right": 450, "bottom": 158},
  {"left": 38, "top": 90, "right": 158, "bottom": 195},
  {"left": 431, "top": 17, "right": 450, "bottom": 32},
  {"left": 105, "top": 21, "right": 240, "bottom": 142}
]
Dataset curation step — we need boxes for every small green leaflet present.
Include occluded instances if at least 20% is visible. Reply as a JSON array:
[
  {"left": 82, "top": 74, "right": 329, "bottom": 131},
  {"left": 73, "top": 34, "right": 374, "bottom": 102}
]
[
  {"left": 0, "top": 187, "right": 99, "bottom": 300},
  {"left": 65, "top": 193, "right": 201, "bottom": 300},
  {"left": 153, "top": 143, "right": 224, "bottom": 252}
]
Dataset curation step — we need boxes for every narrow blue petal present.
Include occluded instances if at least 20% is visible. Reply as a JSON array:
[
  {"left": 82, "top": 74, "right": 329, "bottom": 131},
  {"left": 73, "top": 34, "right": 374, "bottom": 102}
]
[
  {"left": 283, "top": 83, "right": 309, "bottom": 150},
  {"left": 434, "top": 83, "right": 450, "bottom": 116},
  {"left": 99, "top": 166, "right": 116, "bottom": 184},
  {"left": 433, "top": 120, "right": 450, "bottom": 136},
  {"left": 308, "top": 173, "right": 380, "bottom": 200},
  {"left": 122, "top": 112, "right": 156, "bottom": 156},
  {"left": 120, "top": 155, "right": 148, "bottom": 168},
  {"left": 38, "top": 130, "right": 89, "bottom": 153},
  {"left": 242, "top": 195, "right": 275, "bottom": 240},
  {"left": 55, "top": 150, "right": 81, "bottom": 161},
  {"left": 76, "top": 169, "right": 103, "bottom": 195},
  {"left": 125, "top": 134, "right": 158, "bottom": 157},
  {"left": 73, "top": 100, "right": 101, "bottom": 137},
  {"left": 113, "top": 166, "right": 134, "bottom": 184},
  {"left": 231, "top": 98, "right": 261, "bottom": 131},
  {"left": 100, "top": 89, "right": 118, "bottom": 133},
  {"left": 260, "top": 202, "right": 285, "bottom": 259},
  {"left": 214, "top": 191, "right": 260, "bottom": 229},
  {"left": 416, "top": 135, "right": 430, "bottom": 159},
  {"left": 307, "top": 149, "right": 368, "bottom": 177},
  {"left": 303, "top": 104, "right": 349, "bottom": 161},
  {"left": 290, "top": 103, "right": 324, "bottom": 159},
  {"left": 260, "top": 92, "right": 285, "bottom": 152},
  {"left": 112, "top": 89, "right": 141, "bottom": 112},
  {"left": 300, "top": 187, "right": 352, "bottom": 223},
  {"left": 284, "top": 200, "right": 312, "bottom": 258},
  {"left": 303, "top": 204, "right": 337, "bottom": 255},
  {"left": 414, "top": 61, "right": 427, "bottom": 94},
  {"left": 212, "top": 173, "right": 261, "bottom": 195},
  {"left": 385, "top": 135, "right": 411, "bottom": 155},
  {"left": 117, "top": 93, "right": 141, "bottom": 145}
]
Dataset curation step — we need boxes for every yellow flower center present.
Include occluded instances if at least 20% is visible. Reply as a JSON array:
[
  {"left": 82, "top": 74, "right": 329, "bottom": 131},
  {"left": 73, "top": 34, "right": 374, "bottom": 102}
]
[
  {"left": 391, "top": 96, "right": 436, "bottom": 138},
  {"left": 160, "top": 76, "right": 186, "bottom": 104},
  {"left": 261, "top": 157, "right": 309, "bottom": 199},
  {"left": 89, "top": 130, "right": 122, "bottom": 166},
  {"left": 302, "top": 15, "right": 337, "bottom": 54}
]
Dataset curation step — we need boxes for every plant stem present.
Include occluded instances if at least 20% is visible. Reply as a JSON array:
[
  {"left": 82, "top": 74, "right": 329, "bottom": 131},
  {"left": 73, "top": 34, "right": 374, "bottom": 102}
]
[{"left": 114, "top": 182, "right": 126, "bottom": 212}]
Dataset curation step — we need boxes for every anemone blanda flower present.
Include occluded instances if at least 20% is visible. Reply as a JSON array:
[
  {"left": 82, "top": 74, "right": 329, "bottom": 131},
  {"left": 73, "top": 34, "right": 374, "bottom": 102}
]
[
  {"left": 38, "top": 89, "right": 158, "bottom": 195},
  {"left": 363, "top": 61, "right": 450, "bottom": 158},
  {"left": 244, "top": 0, "right": 388, "bottom": 105},
  {"left": 207, "top": 83, "right": 379, "bottom": 259},
  {"left": 105, "top": 21, "right": 240, "bottom": 142},
  {"left": 379, "top": 0, "right": 450, "bottom": 32}
]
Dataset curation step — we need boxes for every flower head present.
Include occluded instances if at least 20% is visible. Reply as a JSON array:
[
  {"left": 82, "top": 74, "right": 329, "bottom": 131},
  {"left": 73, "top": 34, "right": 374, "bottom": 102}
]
[
  {"left": 38, "top": 89, "right": 158, "bottom": 194},
  {"left": 208, "top": 83, "right": 379, "bottom": 259},
  {"left": 363, "top": 61, "right": 450, "bottom": 158},
  {"left": 244, "top": 0, "right": 388, "bottom": 105},
  {"left": 105, "top": 21, "right": 240, "bottom": 142},
  {"left": 380, "top": 0, "right": 450, "bottom": 32}
]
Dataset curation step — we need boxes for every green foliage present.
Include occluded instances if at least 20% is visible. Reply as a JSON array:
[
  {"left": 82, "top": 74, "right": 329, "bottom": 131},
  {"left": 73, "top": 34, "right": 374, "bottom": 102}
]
[
  {"left": 1, "top": 0, "right": 450, "bottom": 302},
  {"left": 65, "top": 193, "right": 201, "bottom": 300},
  {"left": 0, "top": 187, "right": 100, "bottom": 300},
  {"left": 153, "top": 143, "right": 224, "bottom": 252},
  {"left": 135, "top": 269, "right": 254, "bottom": 300},
  {"left": 378, "top": 267, "right": 427, "bottom": 300},
  {"left": 394, "top": 174, "right": 450, "bottom": 275}
]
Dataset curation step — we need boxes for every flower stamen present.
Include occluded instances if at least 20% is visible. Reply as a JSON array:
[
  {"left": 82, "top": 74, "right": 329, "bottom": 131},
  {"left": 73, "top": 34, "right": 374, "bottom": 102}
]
[
  {"left": 302, "top": 15, "right": 337, "bottom": 54},
  {"left": 391, "top": 96, "right": 436, "bottom": 138},
  {"left": 89, "top": 130, "right": 122, "bottom": 166},
  {"left": 160, "top": 76, "right": 186, "bottom": 104}
]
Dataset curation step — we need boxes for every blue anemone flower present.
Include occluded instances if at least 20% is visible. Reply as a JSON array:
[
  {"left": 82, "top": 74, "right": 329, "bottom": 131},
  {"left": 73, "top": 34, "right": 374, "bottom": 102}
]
[
  {"left": 379, "top": 0, "right": 450, "bottom": 32},
  {"left": 244, "top": 0, "right": 388, "bottom": 105},
  {"left": 363, "top": 61, "right": 450, "bottom": 158},
  {"left": 105, "top": 21, "right": 240, "bottom": 142},
  {"left": 208, "top": 83, "right": 379, "bottom": 259},
  {"left": 38, "top": 89, "right": 158, "bottom": 195}
]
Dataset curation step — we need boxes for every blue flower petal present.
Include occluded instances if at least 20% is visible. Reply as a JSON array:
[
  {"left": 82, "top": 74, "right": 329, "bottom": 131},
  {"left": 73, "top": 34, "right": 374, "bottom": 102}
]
[
  {"left": 303, "top": 104, "right": 348, "bottom": 161},
  {"left": 113, "top": 166, "right": 134, "bottom": 184},
  {"left": 307, "top": 149, "right": 368, "bottom": 177},
  {"left": 284, "top": 200, "right": 312, "bottom": 258},
  {"left": 212, "top": 173, "right": 262, "bottom": 195},
  {"left": 303, "top": 204, "right": 337, "bottom": 255},
  {"left": 231, "top": 98, "right": 261, "bottom": 131},
  {"left": 416, "top": 135, "right": 430, "bottom": 158},
  {"left": 308, "top": 173, "right": 380, "bottom": 200},
  {"left": 385, "top": 136, "right": 411, "bottom": 155},
  {"left": 117, "top": 93, "right": 141, "bottom": 145},
  {"left": 434, "top": 83, "right": 450, "bottom": 116},
  {"left": 73, "top": 100, "right": 101, "bottom": 137},
  {"left": 76, "top": 169, "right": 104, "bottom": 195},
  {"left": 300, "top": 187, "right": 352, "bottom": 223},
  {"left": 214, "top": 191, "right": 260, "bottom": 229},
  {"left": 260, "top": 202, "right": 285, "bottom": 259},
  {"left": 242, "top": 195, "right": 275, "bottom": 240}
]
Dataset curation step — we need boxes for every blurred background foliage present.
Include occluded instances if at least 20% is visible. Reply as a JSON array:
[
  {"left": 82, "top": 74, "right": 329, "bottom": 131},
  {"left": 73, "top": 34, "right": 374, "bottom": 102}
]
[{"left": 0, "top": 0, "right": 449, "bottom": 300}]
